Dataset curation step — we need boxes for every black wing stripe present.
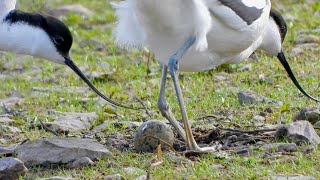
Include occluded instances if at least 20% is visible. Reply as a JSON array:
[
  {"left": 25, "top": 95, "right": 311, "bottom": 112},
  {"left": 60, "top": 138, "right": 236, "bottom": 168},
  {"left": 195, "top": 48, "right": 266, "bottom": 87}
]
[{"left": 217, "top": 0, "right": 264, "bottom": 25}]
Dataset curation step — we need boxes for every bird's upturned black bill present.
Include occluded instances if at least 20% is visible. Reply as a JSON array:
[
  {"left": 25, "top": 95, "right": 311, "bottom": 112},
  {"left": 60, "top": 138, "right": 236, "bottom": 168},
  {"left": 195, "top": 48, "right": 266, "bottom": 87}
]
[
  {"left": 64, "top": 57, "right": 141, "bottom": 110},
  {"left": 277, "top": 51, "right": 319, "bottom": 103}
]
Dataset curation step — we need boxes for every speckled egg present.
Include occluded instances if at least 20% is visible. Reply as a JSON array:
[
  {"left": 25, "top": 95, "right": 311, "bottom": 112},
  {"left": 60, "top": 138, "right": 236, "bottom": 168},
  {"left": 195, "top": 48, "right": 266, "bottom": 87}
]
[{"left": 134, "top": 120, "right": 174, "bottom": 152}]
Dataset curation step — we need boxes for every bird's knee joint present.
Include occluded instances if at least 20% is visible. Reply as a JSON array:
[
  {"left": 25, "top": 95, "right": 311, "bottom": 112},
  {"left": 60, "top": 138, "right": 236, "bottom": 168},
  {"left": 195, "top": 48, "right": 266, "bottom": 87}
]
[
  {"left": 168, "top": 57, "right": 179, "bottom": 75},
  {"left": 157, "top": 100, "right": 169, "bottom": 112}
]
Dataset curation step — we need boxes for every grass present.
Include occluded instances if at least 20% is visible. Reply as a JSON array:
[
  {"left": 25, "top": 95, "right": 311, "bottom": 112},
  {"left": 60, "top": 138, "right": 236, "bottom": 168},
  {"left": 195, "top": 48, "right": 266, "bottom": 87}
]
[{"left": 1, "top": 0, "right": 320, "bottom": 179}]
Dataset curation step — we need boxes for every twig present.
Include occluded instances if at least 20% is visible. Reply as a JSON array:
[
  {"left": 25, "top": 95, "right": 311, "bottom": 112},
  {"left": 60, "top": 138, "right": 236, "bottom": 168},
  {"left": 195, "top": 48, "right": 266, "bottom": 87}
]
[
  {"left": 197, "top": 128, "right": 220, "bottom": 139},
  {"left": 224, "top": 122, "right": 243, "bottom": 128},
  {"left": 174, "top": 137, "right": 187, "bottom": 145},
  {"left": 280, "top": 152, "right": 297, "bottom": 156},
  {"left": 39, "top": 120, "right": 60, "bottom": 136},
  {"left": 239, "top": 136, "right": 272, "bottom": 144},
  {"left": 183, "top": 149, "right": 217, "bottom": 157},
  {"left": 19, "top": 139, "right": 29, "bottom": 145},
  {"left": 135, "top": 97, "right": 151, "bottom": 117},
  {"left": 145, "top": 135, "right": 176, "bottom": 153},
  {"left": 147, "top": 159, "right": 163, "bottom": 180},
  {"left": 196, "top": 114, "right": 224, "bottom": 120},
  {"left": 219, "top": 128, "right": 277, "bottom": 134},
  {"left": 194, "top": 115, "right": 242, "bottom": 128},
  {"left": 1, "top": 104, "right": 24, "bottom": 116}
]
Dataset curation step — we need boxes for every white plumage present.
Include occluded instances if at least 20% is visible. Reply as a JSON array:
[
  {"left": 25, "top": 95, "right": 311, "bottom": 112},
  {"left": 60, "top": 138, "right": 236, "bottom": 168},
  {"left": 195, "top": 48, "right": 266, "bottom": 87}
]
[
  {"left": 111, "top": 0, "right": 288, "bottom": 151},
  {"left": 0, "top": 0, "right": 65, "bottom": 64},
  {"left": 0, "top": 22, "right": 63, "bottom": 64},
  {"left": 112, "top": 0, "right": 274, "bottom": 71}
]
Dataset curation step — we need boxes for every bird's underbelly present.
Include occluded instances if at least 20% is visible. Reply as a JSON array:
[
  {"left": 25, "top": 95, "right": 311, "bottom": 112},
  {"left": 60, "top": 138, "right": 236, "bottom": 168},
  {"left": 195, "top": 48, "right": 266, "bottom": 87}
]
[
  {"left": 138, "top": 2, "right": 268, "bottom": 72},
  {"left": 153, "top": 47, "right": 252, "bottom": 72},
  {"left": 146, "top": 26, "right": 262, "bottom": 72},
  {"left": 172, "top": 51, "right": 229, "bottom": 72}
]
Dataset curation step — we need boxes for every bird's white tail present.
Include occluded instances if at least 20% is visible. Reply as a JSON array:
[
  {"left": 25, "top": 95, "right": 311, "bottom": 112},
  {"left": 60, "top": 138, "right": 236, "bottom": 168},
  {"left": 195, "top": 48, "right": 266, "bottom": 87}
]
[
  {"left": 111, "top": 0, "right": 211, "bottom": 52},
  {"left": 111, "top": 0, "right": 146, "bottom": 49}
]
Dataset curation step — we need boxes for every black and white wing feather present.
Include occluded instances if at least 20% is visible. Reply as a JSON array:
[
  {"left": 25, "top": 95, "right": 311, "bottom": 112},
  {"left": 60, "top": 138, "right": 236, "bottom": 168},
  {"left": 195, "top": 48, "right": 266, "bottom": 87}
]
[{"left": 206, "top": 0, "right": 269, "bottom": 30}]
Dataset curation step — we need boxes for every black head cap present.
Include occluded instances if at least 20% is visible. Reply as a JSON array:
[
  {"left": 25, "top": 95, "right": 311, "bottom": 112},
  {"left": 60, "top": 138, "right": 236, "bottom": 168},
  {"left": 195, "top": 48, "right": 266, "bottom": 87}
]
[
  {"left": 4, "top": 10, "right": 73, "bottom": 57},
  {"left": 44, "top": 15, "right": 73, "bottom": 57},
  {"left": 270, "top": 9, "right": 287, "bottom": 43}
]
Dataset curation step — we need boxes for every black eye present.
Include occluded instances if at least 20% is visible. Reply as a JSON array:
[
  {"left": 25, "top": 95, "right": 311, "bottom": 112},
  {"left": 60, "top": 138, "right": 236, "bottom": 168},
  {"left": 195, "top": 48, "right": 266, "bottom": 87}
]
[{"left": 52, "top": 36, "right": 64, "bottom": 45}]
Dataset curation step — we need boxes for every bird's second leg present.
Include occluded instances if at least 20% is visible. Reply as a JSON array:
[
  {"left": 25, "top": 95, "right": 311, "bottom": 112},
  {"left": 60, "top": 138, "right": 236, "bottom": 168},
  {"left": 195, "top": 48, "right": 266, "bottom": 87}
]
[
  {"left": 158, "top": 65, "right": 187, "bottom": 142},
  {"left": 168, "top": 36, "right": 216, "bottom": 152}
]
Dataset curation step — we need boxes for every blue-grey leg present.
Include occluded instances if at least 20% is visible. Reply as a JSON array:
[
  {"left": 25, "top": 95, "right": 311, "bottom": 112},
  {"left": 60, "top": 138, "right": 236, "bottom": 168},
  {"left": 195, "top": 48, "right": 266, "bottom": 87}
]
[
  {"left": 158, "top": 65, "right": 187, "bottom": 141},
  {"left": 168, "top": 36, "right": 216, "bottom": 152}
]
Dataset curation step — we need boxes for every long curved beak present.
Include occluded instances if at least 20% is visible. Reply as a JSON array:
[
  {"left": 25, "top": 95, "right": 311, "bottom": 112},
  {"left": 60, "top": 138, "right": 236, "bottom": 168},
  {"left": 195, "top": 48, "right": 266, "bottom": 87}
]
[
  {"left": 64, "top": 56, "right": 141, "bottom": 110},
  {"left": 277, "top": 51, "right": 319, "bottom": 103}
]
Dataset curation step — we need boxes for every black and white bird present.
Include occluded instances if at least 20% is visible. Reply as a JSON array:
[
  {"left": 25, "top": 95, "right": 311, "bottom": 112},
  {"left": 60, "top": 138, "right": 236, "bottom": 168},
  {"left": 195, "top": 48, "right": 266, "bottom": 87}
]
[
  {"left": 0, "top": 0, "right": 137, "bottom": 109},
  {"left": 112, "top": 0, "right": 319, "bottom": 151}
]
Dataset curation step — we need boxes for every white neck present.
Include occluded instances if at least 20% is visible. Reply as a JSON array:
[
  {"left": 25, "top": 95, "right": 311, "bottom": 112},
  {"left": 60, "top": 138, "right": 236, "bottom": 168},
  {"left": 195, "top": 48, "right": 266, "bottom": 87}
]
[
  {"left": 228, "top": 16, "right": 281, "bottom": 64},
  {"left": 259, "top": 17, "right": 282, "bottom": 55},
  {"left": 0, "top": 0, "right": 16, "bottom": 17}
]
